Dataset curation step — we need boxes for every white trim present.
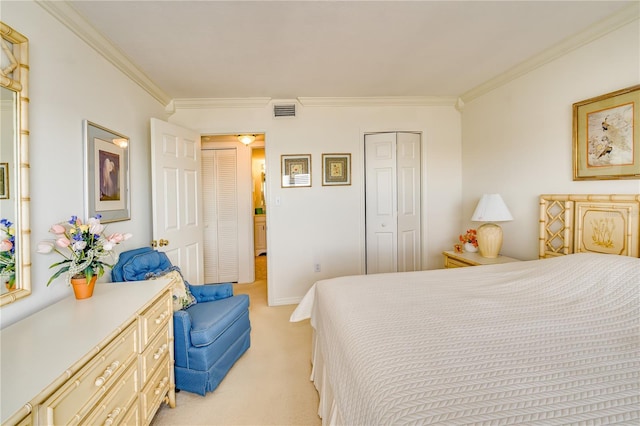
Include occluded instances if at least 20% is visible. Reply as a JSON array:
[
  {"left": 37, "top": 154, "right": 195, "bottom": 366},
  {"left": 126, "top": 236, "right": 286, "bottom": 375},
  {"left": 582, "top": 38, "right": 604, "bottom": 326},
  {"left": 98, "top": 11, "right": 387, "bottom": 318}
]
[
  {"left": 170, "top": 97, "right": 272, "bottom": 111},
  {"left": 298, "top": 96, "right": 457, "bottom": 107},
  {"left": 272, "top": 296, "right": 304, "bottom": 306}
]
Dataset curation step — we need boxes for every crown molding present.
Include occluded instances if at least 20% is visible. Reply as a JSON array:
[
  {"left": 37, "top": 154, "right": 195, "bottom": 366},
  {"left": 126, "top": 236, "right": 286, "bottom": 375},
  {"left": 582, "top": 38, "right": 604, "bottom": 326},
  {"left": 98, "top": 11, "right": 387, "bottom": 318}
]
[
  {"left": 166, "top": 97, "right": 272, "bottom": 114},
  {"left": 298, "top": 96, "right": 458, "bottom": 107},
  {"left": 36, "top": 0, "right": 172, "bottom": 106},
  {"left": 460, "top": 3, "right": 640, "bottom": 103},
  {"left": 166, "top": 96, "right": 457, "bottom": 113}
]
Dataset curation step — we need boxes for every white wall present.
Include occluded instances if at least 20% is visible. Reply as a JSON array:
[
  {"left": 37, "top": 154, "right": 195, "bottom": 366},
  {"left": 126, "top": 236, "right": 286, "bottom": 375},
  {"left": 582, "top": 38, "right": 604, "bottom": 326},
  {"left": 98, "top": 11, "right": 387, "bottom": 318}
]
[
  {"left": 1, "top": 1, "right": 166, "bottom": 327},
  {"left": 171, "top": 103, "right": 462, "bottom": 305},
  {"left": 462, "top": 18, "right": 640, "bottom": 261}
]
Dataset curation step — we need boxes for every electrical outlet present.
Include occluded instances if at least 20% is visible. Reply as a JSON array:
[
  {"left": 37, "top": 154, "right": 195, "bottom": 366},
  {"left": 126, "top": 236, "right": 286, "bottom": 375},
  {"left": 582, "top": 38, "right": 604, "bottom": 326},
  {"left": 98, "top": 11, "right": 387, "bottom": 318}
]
[{"left": 314, "top": 263, "right": 321, "bottom": 272}]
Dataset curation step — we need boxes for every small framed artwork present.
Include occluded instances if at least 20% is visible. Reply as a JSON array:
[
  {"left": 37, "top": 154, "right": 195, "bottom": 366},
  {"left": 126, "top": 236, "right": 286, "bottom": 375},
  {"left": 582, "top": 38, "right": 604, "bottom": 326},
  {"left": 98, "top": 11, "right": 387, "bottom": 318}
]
[
  {"left": 0, "top": 163, "right": 8, "bottom": 199},
  {"left": 281, "top": 154, "right": 311, "bottom": 187},
  {"left": 573, "top": 84, "right": 640, "bottom": 180},
  {"left": 322, "top": 153, "right": 351, "bottom": 186},
  {"left": 84, "top": 120, "right": 130, "bottom": 222}
]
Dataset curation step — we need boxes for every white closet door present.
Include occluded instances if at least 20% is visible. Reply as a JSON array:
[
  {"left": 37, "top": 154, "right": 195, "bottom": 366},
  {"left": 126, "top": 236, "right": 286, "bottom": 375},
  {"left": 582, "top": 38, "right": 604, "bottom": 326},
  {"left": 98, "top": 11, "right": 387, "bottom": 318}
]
[
  {"left": 365, "top": 133, "right": 398, "bottom": 274},
  {"left": 365, "top": 132, "right": 421, "bottom": 274},
  {"left": 202, "top": 149, "right": 238, "bottom": 283},
  {"left": 396, "top": 132, "right": 421, "bottom": 272}
]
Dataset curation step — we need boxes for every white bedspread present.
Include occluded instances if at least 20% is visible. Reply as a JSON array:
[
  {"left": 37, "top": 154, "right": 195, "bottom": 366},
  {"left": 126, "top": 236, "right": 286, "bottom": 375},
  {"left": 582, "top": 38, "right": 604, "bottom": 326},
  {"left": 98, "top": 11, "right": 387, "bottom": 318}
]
[{"left": 291, "top": 253, "right": 640, "bottom": 425}]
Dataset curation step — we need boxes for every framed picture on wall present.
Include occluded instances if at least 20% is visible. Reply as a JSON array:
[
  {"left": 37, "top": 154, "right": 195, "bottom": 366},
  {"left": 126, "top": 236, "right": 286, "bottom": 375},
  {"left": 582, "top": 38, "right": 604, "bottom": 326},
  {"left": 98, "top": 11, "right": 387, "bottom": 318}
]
[
  {"left": 322, "top": 153, "right": 351, "bottom": 186},
  {"left": 84, "top": 120, "right": 130, "bottom": 222},
  {"left": 573, "top": 84, "right": 640, "bottom": 180},
  {"left": 281, "top": 154, "right": 311, "bottom": 187},
  {"left": 0, "top": 163, "right": 8, "bottom": 199}
]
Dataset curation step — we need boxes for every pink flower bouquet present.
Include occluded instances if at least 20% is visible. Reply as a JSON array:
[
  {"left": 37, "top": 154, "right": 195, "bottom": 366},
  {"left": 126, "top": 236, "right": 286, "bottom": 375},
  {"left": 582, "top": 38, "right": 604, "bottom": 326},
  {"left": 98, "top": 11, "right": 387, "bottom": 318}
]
[{"left": 37, "top": 215, "right": 132, "bottom": 285}]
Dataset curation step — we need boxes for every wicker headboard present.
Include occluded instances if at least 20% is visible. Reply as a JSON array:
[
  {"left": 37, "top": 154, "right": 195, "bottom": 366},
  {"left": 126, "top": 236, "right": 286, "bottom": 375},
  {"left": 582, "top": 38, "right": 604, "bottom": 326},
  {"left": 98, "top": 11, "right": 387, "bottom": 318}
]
[{"left": 539, "top": 194, "right": 640, "bottom": 258}]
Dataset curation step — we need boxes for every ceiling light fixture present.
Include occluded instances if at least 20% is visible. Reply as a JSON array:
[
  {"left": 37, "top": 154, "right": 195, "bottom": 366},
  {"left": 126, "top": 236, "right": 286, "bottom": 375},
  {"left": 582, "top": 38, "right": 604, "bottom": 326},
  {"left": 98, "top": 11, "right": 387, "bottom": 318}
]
[{"left": 237, "top": 134, "right": 255, "bottom": 145}]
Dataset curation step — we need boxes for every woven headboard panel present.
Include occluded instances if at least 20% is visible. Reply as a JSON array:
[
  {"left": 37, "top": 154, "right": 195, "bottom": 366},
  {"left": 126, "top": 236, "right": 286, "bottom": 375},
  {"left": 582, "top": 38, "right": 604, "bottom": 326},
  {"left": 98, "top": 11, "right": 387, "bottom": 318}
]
[{"left": 539, "top": 194, "right": 640, "bottom": 259}]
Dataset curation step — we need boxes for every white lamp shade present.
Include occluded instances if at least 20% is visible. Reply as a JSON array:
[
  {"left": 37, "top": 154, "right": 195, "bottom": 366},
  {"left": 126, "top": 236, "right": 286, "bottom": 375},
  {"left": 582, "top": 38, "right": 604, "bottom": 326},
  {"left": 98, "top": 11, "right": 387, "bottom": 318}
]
[{"left": 471, "top": 194, "right": 513, "bottom": 222}]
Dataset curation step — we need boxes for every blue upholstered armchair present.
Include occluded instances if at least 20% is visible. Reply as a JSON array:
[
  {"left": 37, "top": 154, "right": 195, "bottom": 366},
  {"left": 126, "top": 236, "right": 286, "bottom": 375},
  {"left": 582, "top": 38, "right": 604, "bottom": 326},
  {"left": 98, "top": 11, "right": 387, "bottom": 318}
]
[{"left": 112, "top": 247, "right": 251, "bottom": 396}]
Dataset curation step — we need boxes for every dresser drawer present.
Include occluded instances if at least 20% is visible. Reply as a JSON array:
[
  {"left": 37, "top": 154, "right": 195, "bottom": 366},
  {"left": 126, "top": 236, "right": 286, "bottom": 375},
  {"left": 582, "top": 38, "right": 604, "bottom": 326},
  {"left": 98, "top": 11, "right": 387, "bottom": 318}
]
[
  {"left": 40, "top": 323, "right": 137, "bottom": 425},
  {"left": 139, "top": 290, "right": 172, "bottom": 349},
  {"left": 445, "top": 257, "right": 470, "bottom": 268},
  {"left": 83, "top": 363, "right": 138, "bottom": 426},
  {"left": 139, "top": 355, "right": 172, "bottom": 425},
  {"left": 119, "top": 402, "right": 139, "bottom": 426},
  {"left": 140, "top": 324, "right": 171, "bottom": 384}
]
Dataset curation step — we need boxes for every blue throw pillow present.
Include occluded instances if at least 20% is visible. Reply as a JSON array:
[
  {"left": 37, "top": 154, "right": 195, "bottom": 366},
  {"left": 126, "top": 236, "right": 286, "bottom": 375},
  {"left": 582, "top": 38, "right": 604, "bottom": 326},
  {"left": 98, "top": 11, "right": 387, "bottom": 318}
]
[{"left": 146, "top": 266, "right": 197, "bottom": 311}]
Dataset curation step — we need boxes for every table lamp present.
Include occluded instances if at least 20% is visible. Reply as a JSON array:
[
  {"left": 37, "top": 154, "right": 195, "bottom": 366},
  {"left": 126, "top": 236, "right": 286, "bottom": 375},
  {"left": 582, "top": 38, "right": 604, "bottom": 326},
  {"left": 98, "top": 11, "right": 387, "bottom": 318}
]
[{"left": 471, "top": 194, "right": 513, "bottom": 258}]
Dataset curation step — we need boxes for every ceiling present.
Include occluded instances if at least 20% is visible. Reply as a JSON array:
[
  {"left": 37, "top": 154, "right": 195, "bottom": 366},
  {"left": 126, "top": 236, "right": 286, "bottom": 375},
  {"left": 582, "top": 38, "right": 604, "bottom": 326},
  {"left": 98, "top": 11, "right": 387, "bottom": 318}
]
[{"left": 66, "top": 1, "right": 635, "bottom": 102}]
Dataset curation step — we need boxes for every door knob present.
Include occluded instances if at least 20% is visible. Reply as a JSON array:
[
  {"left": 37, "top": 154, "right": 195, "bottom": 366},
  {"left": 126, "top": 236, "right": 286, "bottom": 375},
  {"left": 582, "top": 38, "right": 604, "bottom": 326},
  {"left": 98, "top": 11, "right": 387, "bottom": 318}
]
[
  {"left": 159, "top": 239, "right": 169, "bottom": 247},
  {"left": 151, "top": 240, "right": 158, "bottom": 248}
]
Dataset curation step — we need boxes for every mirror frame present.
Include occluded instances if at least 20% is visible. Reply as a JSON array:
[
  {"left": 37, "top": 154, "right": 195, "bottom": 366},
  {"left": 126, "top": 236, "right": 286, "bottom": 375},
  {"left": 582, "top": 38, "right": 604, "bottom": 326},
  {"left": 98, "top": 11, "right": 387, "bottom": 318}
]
[{"left": 1, "top": 22, "right": 31, "bottom": 307}]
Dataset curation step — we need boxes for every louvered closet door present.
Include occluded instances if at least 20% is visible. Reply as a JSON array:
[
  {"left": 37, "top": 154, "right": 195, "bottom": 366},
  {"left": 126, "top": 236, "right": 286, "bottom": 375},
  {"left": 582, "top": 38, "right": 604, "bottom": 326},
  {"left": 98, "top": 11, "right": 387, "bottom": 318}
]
[{"left": 202, "top": 149, "right": 239, "bottom": 283}]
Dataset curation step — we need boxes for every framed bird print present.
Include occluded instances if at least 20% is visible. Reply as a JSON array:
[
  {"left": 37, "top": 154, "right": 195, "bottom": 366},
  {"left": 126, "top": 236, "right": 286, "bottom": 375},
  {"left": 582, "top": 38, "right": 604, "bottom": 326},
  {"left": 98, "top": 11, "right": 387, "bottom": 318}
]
[{"left": 573, "top": 84, "right": 640, "bottom": 180}]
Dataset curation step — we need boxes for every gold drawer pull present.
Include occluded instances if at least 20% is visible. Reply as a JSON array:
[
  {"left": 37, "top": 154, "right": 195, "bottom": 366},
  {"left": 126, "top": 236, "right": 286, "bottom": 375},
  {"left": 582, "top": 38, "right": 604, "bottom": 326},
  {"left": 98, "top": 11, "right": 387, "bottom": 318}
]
[
  {"left": 94, "top": 361, "right": 120, "bottom": 387},
  {"left": 153, "top": 343, "right": 168, "bottom": 360},
  {"left": 154, "top": 376, "right": 169, "bottom": 395},
  {"left": 103, "top": 407, "right": 122, "bottom": 426},
  {"left": 154, "top": 311, "right": 169, "bottom": 324}
]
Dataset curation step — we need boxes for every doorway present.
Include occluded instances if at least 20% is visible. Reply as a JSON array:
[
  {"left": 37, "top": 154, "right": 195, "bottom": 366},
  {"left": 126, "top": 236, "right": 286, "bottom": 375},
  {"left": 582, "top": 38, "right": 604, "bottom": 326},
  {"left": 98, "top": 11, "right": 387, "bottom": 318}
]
[{"left": 199, "top": 134, "right": 267, "bottom": 299}]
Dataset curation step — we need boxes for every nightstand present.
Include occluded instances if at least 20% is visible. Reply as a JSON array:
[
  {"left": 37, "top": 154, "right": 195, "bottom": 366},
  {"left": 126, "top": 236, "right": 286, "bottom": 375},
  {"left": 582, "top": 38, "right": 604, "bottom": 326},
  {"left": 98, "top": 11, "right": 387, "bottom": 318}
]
[{"left": 443, "top": 250, "right": 520, "bottom": 268}]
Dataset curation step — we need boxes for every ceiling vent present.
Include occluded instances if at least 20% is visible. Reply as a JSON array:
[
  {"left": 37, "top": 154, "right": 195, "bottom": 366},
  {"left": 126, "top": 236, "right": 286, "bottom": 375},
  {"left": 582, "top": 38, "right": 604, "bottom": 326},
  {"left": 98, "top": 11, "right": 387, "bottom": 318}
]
[{"left": 273, "top": 104, "right": 296, "bottom": 118}]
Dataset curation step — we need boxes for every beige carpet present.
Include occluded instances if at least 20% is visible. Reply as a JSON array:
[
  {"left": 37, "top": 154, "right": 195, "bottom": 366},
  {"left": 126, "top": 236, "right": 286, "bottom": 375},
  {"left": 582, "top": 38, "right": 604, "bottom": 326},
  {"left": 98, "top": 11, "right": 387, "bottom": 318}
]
[{"left": 151, "top": 256, "right": 321, "bottom": 425}]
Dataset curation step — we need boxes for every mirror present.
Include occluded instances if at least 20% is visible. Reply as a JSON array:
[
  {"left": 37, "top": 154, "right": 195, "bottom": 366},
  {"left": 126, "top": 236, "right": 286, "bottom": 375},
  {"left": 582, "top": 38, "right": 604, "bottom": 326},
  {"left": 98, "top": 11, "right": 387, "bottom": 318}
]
[
  {"left": 0, "top": 22, "right": 31, "bottom": 307},
  {"left": 251, "top": 148, "right": 265, "bottom": 214}
]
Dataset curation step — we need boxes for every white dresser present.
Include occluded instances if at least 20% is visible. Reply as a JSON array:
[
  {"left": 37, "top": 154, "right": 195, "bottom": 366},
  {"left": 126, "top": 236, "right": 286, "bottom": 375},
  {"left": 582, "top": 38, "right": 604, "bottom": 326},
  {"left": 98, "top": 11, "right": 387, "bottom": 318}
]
[{"left": 0, "top": 280, "right": 176, "bottom": 425}]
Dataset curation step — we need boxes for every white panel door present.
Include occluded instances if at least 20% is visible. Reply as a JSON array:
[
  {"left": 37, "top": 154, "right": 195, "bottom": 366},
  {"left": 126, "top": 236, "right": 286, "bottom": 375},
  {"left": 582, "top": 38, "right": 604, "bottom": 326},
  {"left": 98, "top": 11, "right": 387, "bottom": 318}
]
[
  {"left": 150, "top": 118, "right": 204, "bottom": 285},
  {"left": 396, "top": 132, "right": 421, "bottom": 272},
  {"left": 365, "top": 133, "right": 397, "bottom": 274},
  {"left": 365, "top": 132, "right": 421, "bottom": 274},
  {"left": 202, "top": 149, "right": 238, "bottom": 283}
]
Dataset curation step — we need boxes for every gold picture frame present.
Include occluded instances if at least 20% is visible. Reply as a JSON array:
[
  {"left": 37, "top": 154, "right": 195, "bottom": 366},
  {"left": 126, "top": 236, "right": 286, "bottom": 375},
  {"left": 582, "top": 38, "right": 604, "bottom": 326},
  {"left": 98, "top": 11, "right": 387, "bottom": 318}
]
[
  {"left": 573, "top": 85, "right": 640, "bottom": 180},
  {"left": 322, "top": 153, "right": 351, "bottom": 186},
  {"left": 281, "top": 154, "right": 311, "bottom": 187}
]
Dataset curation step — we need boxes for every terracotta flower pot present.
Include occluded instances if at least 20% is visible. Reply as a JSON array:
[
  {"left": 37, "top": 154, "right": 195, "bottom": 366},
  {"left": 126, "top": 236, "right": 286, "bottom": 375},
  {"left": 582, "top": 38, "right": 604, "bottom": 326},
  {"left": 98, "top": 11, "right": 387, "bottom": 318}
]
[
  {"left": 2, "top": 275, "right": 15, "bottom": 291},
  {"left": 70, "top": 275, "right": 97, "bottom": 300}
]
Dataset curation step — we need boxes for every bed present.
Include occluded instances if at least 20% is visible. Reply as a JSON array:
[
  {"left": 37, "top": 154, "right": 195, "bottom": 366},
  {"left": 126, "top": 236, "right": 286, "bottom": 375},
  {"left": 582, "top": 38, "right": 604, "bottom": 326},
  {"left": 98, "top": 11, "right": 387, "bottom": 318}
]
[{"left": 291, "top": 194, "right": 640, "bottom": 425}]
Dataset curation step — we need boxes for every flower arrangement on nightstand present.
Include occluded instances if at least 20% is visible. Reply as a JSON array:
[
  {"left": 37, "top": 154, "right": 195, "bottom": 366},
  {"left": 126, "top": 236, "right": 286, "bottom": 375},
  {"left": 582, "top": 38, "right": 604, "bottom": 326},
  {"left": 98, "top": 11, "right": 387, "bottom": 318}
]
[{"left": 459, "top": 229, "right": 478, "bottom": 253}]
